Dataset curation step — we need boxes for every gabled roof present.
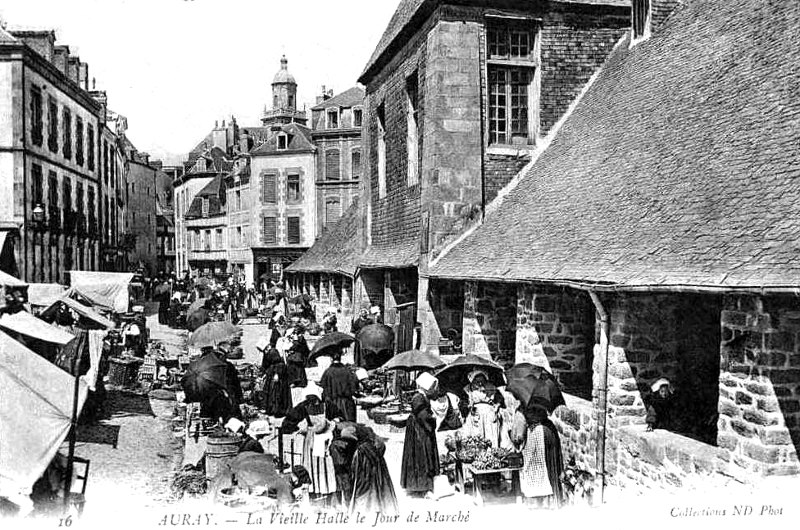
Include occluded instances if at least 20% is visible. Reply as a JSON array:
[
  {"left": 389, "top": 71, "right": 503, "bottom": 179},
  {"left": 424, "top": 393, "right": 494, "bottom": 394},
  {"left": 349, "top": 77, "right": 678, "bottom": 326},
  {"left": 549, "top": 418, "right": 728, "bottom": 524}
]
[
  {"left": 311, "top": 87, "right": 365, "bottom": 111},
  {"left": 185, "top": 174, "right": 226, "bottom": 219},
  {"left": 430, "top": 0, "right": 800, "bottom": 292},
  {"left": 359, "top": 0, "right": 631, "bottom": 83},
  {"left": 248, "top": 123, "right": 315, "bottom": 157},
  {"left": 0, "top": 25, "right": 18, "bottom": 43},
  {"left": 286, "top": 200, "right": 363, "bottom": 277},
  {"left": 360, "top": 239, "right": 419, "bottom": 270}
]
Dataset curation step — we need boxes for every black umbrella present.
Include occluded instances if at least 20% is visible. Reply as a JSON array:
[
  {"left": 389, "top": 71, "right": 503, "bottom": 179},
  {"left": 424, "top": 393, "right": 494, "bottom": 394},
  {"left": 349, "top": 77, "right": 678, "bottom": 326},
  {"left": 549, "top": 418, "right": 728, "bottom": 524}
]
[
  {"left": 357, "top": 324, "right": 394, "bottom": 353},
  {"left": 186, "top": 308, "right": 210, "bottom": 333},
  {"left": 506, "top": 363, "right": 565, "bottom": 413},
  {"left": 187, "top": 297, "right": 210, "bottom": 314},
  {"left": 307, "top": 331, "right": 355, "bottom": 364},
  {"left": 381, "top": 350, "right": 446, "bottom": 372},
  {"left": 181, "top": 353, "right": 228, "bottom": 403},
  {"left": 434, "top": 353, "right": 506, "bottom": 393}
]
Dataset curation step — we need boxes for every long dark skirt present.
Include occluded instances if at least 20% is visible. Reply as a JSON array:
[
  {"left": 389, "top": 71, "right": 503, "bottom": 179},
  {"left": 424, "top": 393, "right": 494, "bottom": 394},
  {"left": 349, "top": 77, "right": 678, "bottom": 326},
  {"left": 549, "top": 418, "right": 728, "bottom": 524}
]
[
  {"left": 542, "top": 419, "right": 565, "bottom": 506},
  {"left": 325, "top": 397, "right": 357, "bottom": 422},
  {"left": 262, "top": 374, "right": 292, "bottom": 417}
]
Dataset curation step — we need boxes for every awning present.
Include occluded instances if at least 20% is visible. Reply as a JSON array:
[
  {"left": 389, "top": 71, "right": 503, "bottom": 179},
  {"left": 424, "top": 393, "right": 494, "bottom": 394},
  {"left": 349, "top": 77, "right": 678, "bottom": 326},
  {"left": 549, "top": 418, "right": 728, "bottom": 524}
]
[
  {"left": 0, "top": 330, "right": 89, "bottom": 498},
  {"left": 40, "top": 297, "right": 115, "bottom": 330},
  {"left": 0, "top": 230, "right": 19, "bottom": 278},
  {"left": 0, "top": 311, "right": 75, "bottom": 345},
  {"left": 69, "top": 271, "right": 135, "bottom": 313},
  {"left": 27, "top": 283, "right": 67, "bottom": 307},
  {"left": 0, "top": 269, "right": 26, "bottom": 288}
]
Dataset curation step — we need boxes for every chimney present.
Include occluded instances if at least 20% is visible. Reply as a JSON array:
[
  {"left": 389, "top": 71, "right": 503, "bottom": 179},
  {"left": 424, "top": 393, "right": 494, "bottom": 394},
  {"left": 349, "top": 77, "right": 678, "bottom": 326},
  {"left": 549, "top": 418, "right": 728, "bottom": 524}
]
[
  {"left": 139, "top": 152, "right": 151, "bottom": 165},
  {"left": 11, "top": 30, "right": 55, "bottom": 62},
  {"left": 78, "top": 62, "right": 89, "bottom": 90},
  {"left": 212, "top": 124, "right": 227, "bottom": 151},
  {"left": 239, "top": 130, "right": 251, "bottom": 153},
  {"left": 53, "top": 45, "right": 70, "bottom": 74},
  {"left": 67, "top": 56, "right": 81, "bottom": 85},
  {"left": 150, "top": 159, "right": 163, "bottom": 170}
]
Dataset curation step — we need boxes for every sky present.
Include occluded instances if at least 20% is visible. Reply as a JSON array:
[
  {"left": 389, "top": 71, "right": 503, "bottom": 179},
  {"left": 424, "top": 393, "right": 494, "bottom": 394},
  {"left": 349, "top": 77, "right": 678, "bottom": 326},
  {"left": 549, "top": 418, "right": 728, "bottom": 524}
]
[{"left": 0, "top": 0, "right": 398, "bottom": 164}]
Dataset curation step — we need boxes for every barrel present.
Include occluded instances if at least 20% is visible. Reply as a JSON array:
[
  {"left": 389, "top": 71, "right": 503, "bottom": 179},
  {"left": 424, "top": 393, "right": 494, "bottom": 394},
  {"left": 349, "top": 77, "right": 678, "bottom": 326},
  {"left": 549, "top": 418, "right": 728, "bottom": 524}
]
[{"left": 205, "top": 435, "right": 240, "bottom": 478}]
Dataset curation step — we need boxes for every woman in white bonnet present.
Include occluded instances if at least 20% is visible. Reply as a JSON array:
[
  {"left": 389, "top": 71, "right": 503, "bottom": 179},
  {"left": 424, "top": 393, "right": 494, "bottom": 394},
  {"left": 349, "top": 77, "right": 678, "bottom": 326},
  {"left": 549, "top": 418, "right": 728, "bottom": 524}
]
[{"left": 400, "top": 372, "right": 440, "bottom": 499}]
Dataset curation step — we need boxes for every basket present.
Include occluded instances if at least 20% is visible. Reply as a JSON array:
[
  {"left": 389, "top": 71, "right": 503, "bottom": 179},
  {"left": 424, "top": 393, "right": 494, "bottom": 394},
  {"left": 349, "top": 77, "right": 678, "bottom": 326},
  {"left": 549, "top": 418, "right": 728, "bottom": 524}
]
[
  {"left": 504, "top": 453, "right": 524, "bottom": 468},
  {"left": 108, "top": 358, "right": 143, "bottom": 387}
]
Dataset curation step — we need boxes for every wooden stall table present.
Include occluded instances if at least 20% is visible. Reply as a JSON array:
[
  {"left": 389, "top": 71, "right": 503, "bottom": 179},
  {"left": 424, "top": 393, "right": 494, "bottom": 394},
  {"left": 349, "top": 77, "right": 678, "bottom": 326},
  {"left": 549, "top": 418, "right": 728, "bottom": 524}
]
[{"left": 464, "top": 464, "right": 523, "bottom": 506}]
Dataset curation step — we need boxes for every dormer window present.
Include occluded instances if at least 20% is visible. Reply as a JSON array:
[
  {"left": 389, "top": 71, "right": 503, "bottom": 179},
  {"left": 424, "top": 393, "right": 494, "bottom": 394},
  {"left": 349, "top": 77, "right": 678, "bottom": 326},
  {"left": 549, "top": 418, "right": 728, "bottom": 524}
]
[
  {"left": 277, "top": 133, "right": 288, "bottom": 151},
  {"left": 201, "top": 198, "right": 209, "bottom": 217},
  {"left": 632, "top": 0, "right": 651, "bottom": 42},
  {"left": 326, "top": 108, "right": 339, "bottom": 129},
  {"left": 353, "top": 107, "right": 363, "bottom": 128}
]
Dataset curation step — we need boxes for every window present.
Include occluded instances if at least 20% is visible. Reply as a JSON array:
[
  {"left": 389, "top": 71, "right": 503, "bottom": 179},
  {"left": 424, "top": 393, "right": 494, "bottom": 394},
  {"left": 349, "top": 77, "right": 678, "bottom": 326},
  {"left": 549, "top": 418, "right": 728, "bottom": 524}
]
[
  {"left": 201, "top": 198, "right": 209, "bottom": 217},
  {"left": 204, "top": 230, "right": 211, "bottom": 250},
  {"left": 406, "top": 72, "right": 420, "bottom": 186},
  {"left": 325, "top": 150, "right": 340, "bottom": 181},
  {"left": 87, "top": 125, "right": 95, "bottom": 171},
  {"left": 103, "top": 140, "right": 109, "bottom": 185},
  {"left": 62, "top": 108, "right": 72, "bottom": 160},
  {"left": 62, "top": 178, "right": 72, "bottom": 213},
  {"left": 376, "top": 104, "right": 386, "bottom": 198},
  {"left": 262, "top": 173, "right": 277, "bottom": 203},
  {"left": 31, "top": 164, "right": 44, "bottom": 205},
  {"left": 325, "top": 197, "right": 341, "bottom": 228},
  {"left": 353, "top": 108, "right": 363, "bottom": 128},
  {"left": 131, "top": 182, "right": 135, "bottom": 194},
  {"left": 47, "top": 97, "right": 59, "bottom": 153},
  {"left": 263, "top": 216, "right": 277, "bottom": 244},
  {"left": 351, "top": 150, "right": 362, "bottom": 180},
  {"left": 215, "top": 229, "right": 223, "bottom": 249},
  {"left": 287, "top": 174, "right": 301, "bottom": 202},
  {"left": 30, "top": 86, "right": 43, "bottom": 147},
  {"left": 235, "top": 190, "right": 241, "bottom": 211},
  {"left": 76, "top": 183, "right": 84, "bottom": 216},
  {"left": 487, "top": 21, "right": 539, "bottom": 146},
  {"left": 632, "top": 0, "right": 651, "bottom": 39},
  {"left": 287, "top": 216, "right": 300, "bottom": 244},
  {"left": 133, "top": 212, "right": 136, "bottom": 223},
  {"left": 326, "top": 108, "right": 339, "bottom": 129},
  {"left": 75, "top": 117, "right": 84, "bottom": 166},
  {"left": 48, "top": 172, "right": 58, "bottom": 207},
  {"left": 277, "top": 133, "right": 288, "bottom": 151},
  {"left": 236, "top": 226, "right": 242, "bottom": 247}
]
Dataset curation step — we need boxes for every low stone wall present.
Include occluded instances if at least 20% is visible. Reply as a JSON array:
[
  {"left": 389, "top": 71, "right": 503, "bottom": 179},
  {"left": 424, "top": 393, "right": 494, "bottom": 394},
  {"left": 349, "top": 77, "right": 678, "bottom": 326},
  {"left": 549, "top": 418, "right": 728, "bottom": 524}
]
[
  {"left": 553, "top": 394, "right": 598, "bottom": 472},
  {"left": 462, "top": 281, "right": 517, "bottom": 367}
]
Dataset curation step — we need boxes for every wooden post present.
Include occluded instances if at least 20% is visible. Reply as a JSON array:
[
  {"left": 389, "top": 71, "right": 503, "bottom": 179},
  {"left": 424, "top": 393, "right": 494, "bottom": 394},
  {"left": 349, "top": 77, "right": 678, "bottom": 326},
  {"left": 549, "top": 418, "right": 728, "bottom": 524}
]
[{"left": 63, "top": 374, "right": 81, "bottom": 506}]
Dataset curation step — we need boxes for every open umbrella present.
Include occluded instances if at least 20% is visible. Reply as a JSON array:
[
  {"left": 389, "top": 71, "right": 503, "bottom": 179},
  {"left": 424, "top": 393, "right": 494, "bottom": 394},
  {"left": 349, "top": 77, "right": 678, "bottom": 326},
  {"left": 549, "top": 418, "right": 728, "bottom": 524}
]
[
  {"left": 434, "top": 353, "right": 506, "bottom": 393},
  {"left": 181, "top": 353, "right": 228, "bottom": 402},
  {"left": 381, "top": 349, "right": 446, "bottom": 372},
  {"left": 357, "top": 324, "right": 394, "bottom": 353},
  {"left": 307, "top": 331, "right": 355, "bottom": 364},
  {"left": 188, "top": 321, "right": 241, "bottom": 348},
  {"left": 506, "top": 363, "right": 565, "bottom": 413}
]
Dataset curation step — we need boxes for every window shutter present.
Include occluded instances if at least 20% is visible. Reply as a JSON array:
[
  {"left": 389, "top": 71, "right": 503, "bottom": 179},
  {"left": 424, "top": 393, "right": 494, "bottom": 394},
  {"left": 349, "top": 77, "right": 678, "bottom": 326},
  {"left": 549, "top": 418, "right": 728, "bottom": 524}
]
[
  {"left": 262, "top": 174, "right": 277, "bottom": 203},
  {"left": 325, "top": 150, "right": 340, "bottom": 181},
  {"left": 325, "top": 197, "right": 341, "bottom": 227},
  {"left": 351, "top": 151, "right": 361, "bottom": 179},
  {"left": 263, "top": 216, "right": 277, "bottom": 244},
  {"left": 287, "top": 216, "right": 300, "bottom": 244}
]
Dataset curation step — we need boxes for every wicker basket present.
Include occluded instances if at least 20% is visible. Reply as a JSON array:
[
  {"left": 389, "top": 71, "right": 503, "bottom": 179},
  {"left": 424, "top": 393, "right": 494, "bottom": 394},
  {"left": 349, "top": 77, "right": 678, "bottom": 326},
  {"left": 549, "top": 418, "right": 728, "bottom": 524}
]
[{"left": 108, "top": 358, "right": 143, "bottom": 387}]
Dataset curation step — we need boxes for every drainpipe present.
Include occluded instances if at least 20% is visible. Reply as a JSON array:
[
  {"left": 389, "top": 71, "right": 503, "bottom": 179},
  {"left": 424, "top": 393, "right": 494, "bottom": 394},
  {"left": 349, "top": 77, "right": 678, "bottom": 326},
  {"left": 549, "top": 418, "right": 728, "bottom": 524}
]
[{"left": 588, "top": 290, "right": 609, "bottom": 504}]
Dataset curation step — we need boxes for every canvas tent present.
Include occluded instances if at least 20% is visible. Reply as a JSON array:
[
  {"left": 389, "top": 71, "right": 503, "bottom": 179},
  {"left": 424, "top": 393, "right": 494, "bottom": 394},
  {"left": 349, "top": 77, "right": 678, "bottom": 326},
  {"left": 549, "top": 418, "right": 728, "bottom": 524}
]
[
  {"left": 0, "top": 311, "right": 75, "bottom": 345},
  {"left": 39, "top": 297, "right": 115, "bottom": 330},
  {"left": 67, "top": 271, "right": 134, "bottom": 314},
  {"left": 0, "top": 331, "right": 88, "bottom": 499},
  {"left": 26, "top": 283, "right": 67, "bottom": 309}
]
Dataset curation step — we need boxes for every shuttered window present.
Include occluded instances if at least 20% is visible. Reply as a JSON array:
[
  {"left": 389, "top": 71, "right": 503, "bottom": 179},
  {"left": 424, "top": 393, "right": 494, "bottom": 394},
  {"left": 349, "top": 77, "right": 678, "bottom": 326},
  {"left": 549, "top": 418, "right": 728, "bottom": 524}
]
[
  {"left": 325, "top": 150, "right": 340, "bottom": 181},
  {"left": 287, "top": 174, "right": 301, "bottom": 202},
  {"left": 287, "top": 216, "right": 300, "bottom": 244},
  {"left": 324, "top": 197, "right": 341, "bottom": 228},
  {"left": 263, "top": 216, "right": 277, "bottom": 244},
  {"left": 262, "top": 173, "right": 277, "bottom": 203},
  {"left": 351, "top": 150, "right": 361, "bottom": 179}
]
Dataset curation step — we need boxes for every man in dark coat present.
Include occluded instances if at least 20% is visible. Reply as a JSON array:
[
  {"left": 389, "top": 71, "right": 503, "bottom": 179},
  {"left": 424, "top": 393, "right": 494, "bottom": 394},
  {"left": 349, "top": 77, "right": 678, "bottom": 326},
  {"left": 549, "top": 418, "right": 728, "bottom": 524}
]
[
  {"left": 319, "top": 350, "right": 360, "bottom": 422},
  {"left": 258, "top": 337, "right": 291, "bottom": 417},
  {"left": 401, "top": 372, "right": 440, "bottom": 497}
]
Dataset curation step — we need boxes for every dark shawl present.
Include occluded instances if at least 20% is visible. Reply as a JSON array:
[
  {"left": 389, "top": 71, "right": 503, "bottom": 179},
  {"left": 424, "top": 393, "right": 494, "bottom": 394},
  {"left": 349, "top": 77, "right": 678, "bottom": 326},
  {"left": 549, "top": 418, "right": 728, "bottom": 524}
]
[
  {"left": 320, "top": 363, "right": 359, "bottom": 422},
  {"left": 400, "top": 392, "right": 439, "bottom": 492},
  {"left": 350, "top": 427, "right": 398, "bottom": 514},
  {"left": 285, "top": 338, "right": 309, "bottom": 387},
  {"left": 261, "top": 348, "right": 292, "bottom": 417}
]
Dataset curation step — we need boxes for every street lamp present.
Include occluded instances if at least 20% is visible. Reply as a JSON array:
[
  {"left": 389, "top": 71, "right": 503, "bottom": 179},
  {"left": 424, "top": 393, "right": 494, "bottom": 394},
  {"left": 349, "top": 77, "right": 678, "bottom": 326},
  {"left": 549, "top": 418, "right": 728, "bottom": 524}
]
[{"left": 32, "top": 203, "right": 45, "bottom": 226}]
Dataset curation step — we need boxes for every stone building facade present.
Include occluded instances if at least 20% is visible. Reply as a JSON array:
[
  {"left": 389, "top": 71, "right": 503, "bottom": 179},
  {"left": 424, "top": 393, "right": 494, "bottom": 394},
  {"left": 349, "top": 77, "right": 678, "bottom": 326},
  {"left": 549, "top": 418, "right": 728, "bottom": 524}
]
[
  {"left": 121, "top": 139, "right": 160, "bottom": 274},
  {"left": 355, "top": 0, "right": 630, "bottom": 351},
  {"left": 0, "top": 27, "right": 107, "bottom": 282},
  {"left": 310, "top": 87, "right": 364, "bottom": 234}
]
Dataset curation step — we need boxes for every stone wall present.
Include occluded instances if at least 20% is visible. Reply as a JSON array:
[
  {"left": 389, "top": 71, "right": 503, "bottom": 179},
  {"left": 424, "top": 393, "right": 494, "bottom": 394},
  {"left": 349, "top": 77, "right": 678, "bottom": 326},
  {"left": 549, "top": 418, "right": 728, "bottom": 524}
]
[
  {"left": 553, "top": 395, "right": 598, "bottom": 471},
  {"left": 462, "top": 281, "right": 517, "bottom": 367},
  {"left": 717, "top": 294, "right": 800, "bottom": 476},
  {"left": 484, "top": 154, "right": 530, "bottom": 204},
  {"left": 516, "top": 286, "right": 596, "bottom": 397},
  {"left": 427, "top": 278, "right": 464, "bottom": 354}
]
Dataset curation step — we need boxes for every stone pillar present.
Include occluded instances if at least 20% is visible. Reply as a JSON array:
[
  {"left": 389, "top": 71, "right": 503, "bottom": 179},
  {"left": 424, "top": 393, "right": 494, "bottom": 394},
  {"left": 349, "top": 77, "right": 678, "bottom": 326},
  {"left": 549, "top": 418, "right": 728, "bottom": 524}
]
[
  {"left": 461, "top": 281, "right": 516, "bottom": 365},
  {"left": 717, "top": 295, "right": 800, "bottom": 476}
]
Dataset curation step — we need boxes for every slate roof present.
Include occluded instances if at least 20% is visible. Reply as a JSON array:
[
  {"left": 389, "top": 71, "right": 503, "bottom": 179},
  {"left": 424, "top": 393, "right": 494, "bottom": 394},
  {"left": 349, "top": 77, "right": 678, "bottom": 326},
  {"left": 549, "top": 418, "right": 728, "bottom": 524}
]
[
  {"left": 359, "top": 0, "right": 630, "bottom": 83},
  {"left": 286, "top": 200, "right": 363, "bottom": 277},
  {"left": 311, "top": 87, "right": 365, "bottom": 111},
  {"left": 248, "top": 123, "right": 315, "bottom": 156},
  {"left": 185, "top": 174, "right": 226, "bottom": 219},
  {"left": 429, "top": 0, "right": 800, "bottom": 292},
  {"left": 360, "top": 239, "right": 419, "bottom": 270}
]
